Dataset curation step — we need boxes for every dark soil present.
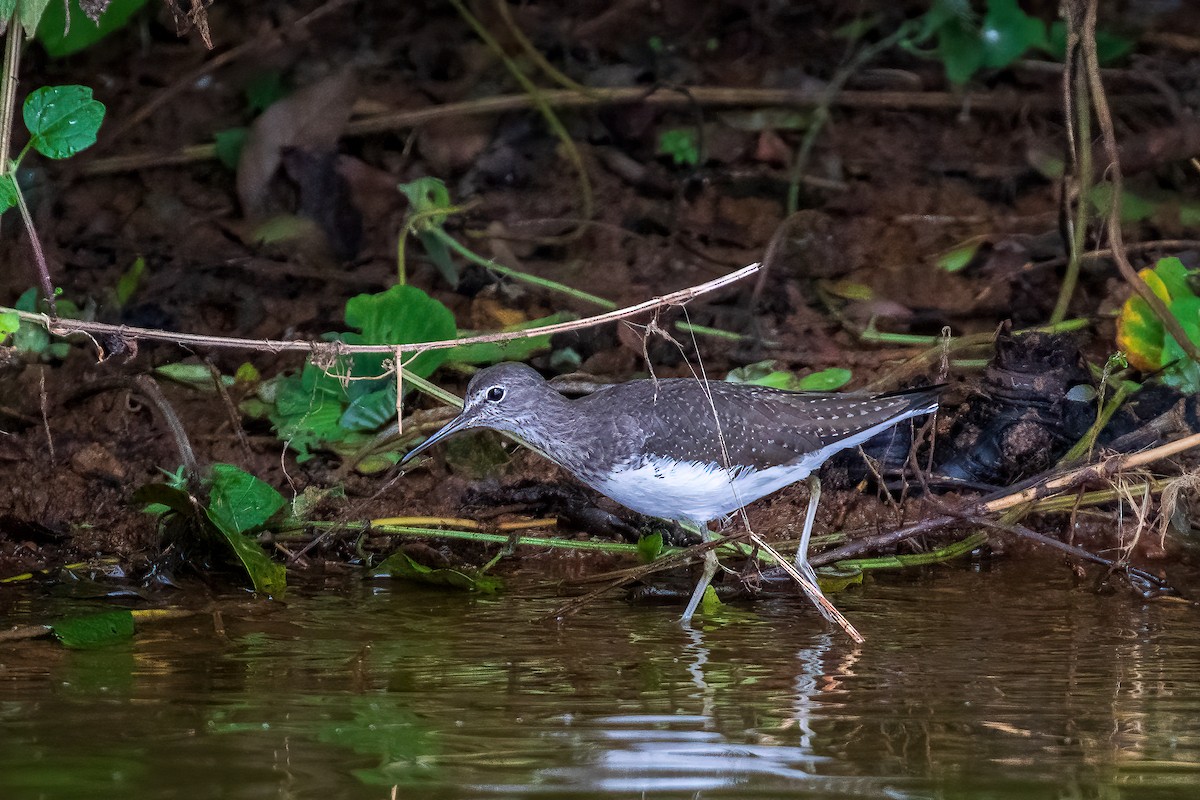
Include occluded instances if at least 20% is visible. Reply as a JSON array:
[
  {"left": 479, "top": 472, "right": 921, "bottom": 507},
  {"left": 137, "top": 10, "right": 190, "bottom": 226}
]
[{"left": 2, "top": 1, "right": 1200, "bottom": 596}]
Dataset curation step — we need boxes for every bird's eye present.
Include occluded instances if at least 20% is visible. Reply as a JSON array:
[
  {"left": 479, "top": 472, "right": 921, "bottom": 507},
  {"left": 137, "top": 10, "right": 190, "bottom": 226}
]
[{"left": 486, "top": 386, "right": 505, "bottom": 402}]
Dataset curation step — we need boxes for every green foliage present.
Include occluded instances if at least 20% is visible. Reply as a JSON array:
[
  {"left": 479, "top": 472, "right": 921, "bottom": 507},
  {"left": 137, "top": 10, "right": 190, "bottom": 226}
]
[
  {"left": 936, "top": 239, "right": 982, "bottom": 272},
  {"left": 244, "top": 71, "right": 287, "bottom": 113},
  {"left": 637, "top": 531, "right": 664, "bottom": 563},
  {"left": 136, "top": 463, "right": 288, "bottom": 596},
  {"left": 3, "top": 288, "right": 72, "bottom": 360},
  {"left": 398, "top": 177, "right": 458, "bottom": 284},
  {"left": 1116, "top": 257, "right": 1200, "bottom": 393},
  {"left": 445, "top": 311, "right": 573, "bottom": 365},
  {"left": 112, "top": 255, "right": 146, "bottom": 308},
  {"left": 262, "top": 285, "right": 457, "bottom": 461},
  {"left": 0, "top": 84, "right": 104, "bottom": 215},
  {"left": 37, "top": 0, "right": 150, "bottom": 58},
  {"left": 911, "top": 0, "right": 1130, "bottom": 85},
  {"left": 0, "top": 309, "right": 18, "bottom": 336},
  {"left": 23, "top": 84, "right": 106, "bottom": 159},
  {"left": 0, "top": 174, "right": 17, "bottom": 211},
  {"left": 14, "top": 0, "right": 51, "bottom": 37},
  {"left": 918, "top": 0, "right": 1047, "bottom": 84},
  {"left": 51, "top": 610, "right": 136, "bottom": 648},
  {"left": 154, "top": 362, "right": 234, "bottom": 392},
  {"left": 726, "top": 360, "right": 853, "bottom": 392},
  {"left": 214, "top": 128, "right": 248, "bottom": 169},
  {"left": 1046, "top": 21, "right": 1134, "bottom": 63},
  {"left": 1088, "top": 183, "right": 1200, "bottom": 228},
  {"left": 370, "top": 551, "right": 503, "bottom": 593},
  {"left": 657, "top": 128, "right": 700, "bottom": 167}
]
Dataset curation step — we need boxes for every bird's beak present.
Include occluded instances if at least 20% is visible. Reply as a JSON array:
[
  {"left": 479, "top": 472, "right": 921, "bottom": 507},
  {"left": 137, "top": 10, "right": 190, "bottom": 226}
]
[{"left": 400, "top": 411, "right": 476, "bottom": 465}]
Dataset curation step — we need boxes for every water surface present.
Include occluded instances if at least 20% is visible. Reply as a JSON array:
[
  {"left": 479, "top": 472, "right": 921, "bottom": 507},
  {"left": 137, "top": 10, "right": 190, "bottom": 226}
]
[{"left": 2, "top": 562, "right": 1198, "bottom": 799}]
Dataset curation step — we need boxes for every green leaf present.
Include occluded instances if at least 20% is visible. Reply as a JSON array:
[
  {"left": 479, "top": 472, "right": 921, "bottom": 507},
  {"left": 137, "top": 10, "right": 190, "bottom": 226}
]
[
  {"left": 657, "top": 128, "right": 700, "bottom": 166},
  {"left": 1045, "top": 21, "right": 1134, "bottom": 64},
  {"left": 268, "top": 367, "right": 349, "bottom": 461},
  {"left": 398, "top": 177, "right": 452, "bottom": 231},
  {"left": 51, "top": 610, "right": 136, "bottom": 649},
  {"left": 417, "top": 229, "right": 458, "bottom": 285},
  {"left": 980, "top": 0, "right": 1046, "bottom": 69},
  {"left": 797, "top": 367, "right": 853, "bottom": 391},
  {"left": 207, "top": 463, "right": 286, "bottom": 535},
  {"left": 207, "top": 518, "right": 287, "bottom": 597},
  {"left": 726, "top": 361, "right": 852, "bottom": 392},
  {"left": 214, "top": 127, "right": 248, "bottom": 170},
  {"left": 234, "top": 362, "right": 261, "bottom": 384},
  {"left": 936, "top": 239, "right": 982, "bottom": 272},
  {"left": 446, "top": 312, "right": 574, "bottom": 365},
  {"left": 133, "top": 483, "right": 195, "bottom": 516},
  {"left": 937, "top": 15, "right": 985, "bottom": 84},
  {"left": 637, "top": 531, "right": 664, "bottom": 563},
  {"left": 36, "top": 0, "right": 149, "bottom": 58},
  {"left": 23, "top": 85, "right": 106, "bottom": 159},
  {"left": 17, "top": 0, "right": 52, "bottom": 37},
  {"left": 205, "top": 465, "right": 287, "bottom": 597},
  {"left": 114, "top": 256, "right": 146, "bottom": 307},
  {"left": 154, "top": 361, "right": 233, "bottom": 391},
  {"left": 14, "top": 286, "right": 40, "bottom": 312},
  {"left": 0, "top": 173, "right": 18, "bottom": 213},
  {"left": 0, "top": 310, "right": 19, "bottom": 337},
  {"left": 1116, "top": 257, "right": 1200, "bottom": 392},
  {"left": 1088, "top": 183, "right": 1158, "bottom": 223},
  {"left": 12, "top": 319, "right": 50, "bottom": 355},
  {"left": 343, "top": 283, "right": 457, "bottom": 386},
  {"left": 266, "top": 286, "right": 456, "bottom": 459},
  {"left": 725, "top": 360, "right": 796, "bottom": 388},
  {"left": 245, "top": 71, "right": 286, "bottom": 113},
  {"left": 371, "top": 551, "right": 503, "bottom": 593},
  {"left": 339, "top": 383, "right": 397, "bottom": 431}
]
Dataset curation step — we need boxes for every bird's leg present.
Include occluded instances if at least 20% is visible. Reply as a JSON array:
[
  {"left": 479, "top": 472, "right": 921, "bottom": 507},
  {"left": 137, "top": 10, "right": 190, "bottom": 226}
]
[
  {"left": 794, "top": 475, "right": 822, "bottom": 590},
  {"left": 680, "top": 522, "right": 719, "bottom": 624}
]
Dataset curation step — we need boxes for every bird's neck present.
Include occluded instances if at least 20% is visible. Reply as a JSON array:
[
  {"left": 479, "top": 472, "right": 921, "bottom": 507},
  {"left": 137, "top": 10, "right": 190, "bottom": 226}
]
[{"left": 507, "top": 390, "right": 586, "bottom": 472}]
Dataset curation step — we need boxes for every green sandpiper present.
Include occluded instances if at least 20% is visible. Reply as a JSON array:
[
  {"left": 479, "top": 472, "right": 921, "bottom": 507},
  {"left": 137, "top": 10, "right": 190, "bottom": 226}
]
[{"left": 402, "top": 362, "right": 940, "bottom": 623}]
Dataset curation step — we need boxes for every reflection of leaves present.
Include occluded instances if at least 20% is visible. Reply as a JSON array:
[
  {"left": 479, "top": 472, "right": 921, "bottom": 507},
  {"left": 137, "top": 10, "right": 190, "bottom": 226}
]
[
  {"left": 321, "top": 699, "right": 441, "bottom": 787},
  {"left": 1116, "top": 257, "right": 1200, "bottom": 393}
]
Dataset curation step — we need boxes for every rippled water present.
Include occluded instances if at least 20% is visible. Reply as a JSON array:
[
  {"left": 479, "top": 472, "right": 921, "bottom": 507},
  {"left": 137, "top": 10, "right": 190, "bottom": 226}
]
[{"left": 2, "top": 561, "right": 1199, "bottom": 799}]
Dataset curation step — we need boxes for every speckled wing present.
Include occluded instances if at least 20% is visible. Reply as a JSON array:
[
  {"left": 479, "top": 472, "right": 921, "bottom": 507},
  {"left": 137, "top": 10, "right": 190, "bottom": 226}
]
[{"left": 586, "top": 379, "right": 940, "bottom": 471}]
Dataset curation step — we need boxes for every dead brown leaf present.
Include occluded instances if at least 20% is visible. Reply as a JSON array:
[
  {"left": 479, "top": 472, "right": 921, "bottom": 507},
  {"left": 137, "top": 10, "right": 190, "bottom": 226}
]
[{"left": 236, "top": 69, "right": 358, "bottom": 216}]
